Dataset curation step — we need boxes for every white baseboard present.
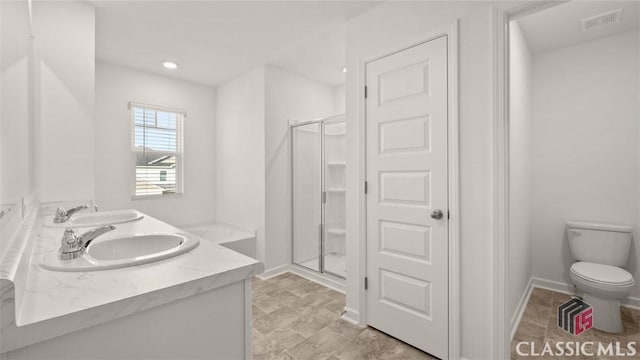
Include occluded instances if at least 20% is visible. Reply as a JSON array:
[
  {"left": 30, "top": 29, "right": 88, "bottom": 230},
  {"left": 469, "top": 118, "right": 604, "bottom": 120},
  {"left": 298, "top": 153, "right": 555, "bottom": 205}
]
[
  {"left": 342, "top": 307, "right": 360, "bottom": 325},
  {"left": 511, "top": 276, "right": 640, "bottom": 338},
  {"left": 530, "top": 277, "right": 640, "bottom": 310},
  {"left": 622, "top": 298, "right": 639, "bottom": 309},
  {"left": 530, "top": 277, "right": 573, "bottom": 295},
  {"left": 255, "top": 264, "right": 290, "bottom": 280},
  {"left": 510, "top": 277, "right": 534, "bottom": 340},
  {"left": 255, "top": 264, "right": 346, "bottom": 294}
]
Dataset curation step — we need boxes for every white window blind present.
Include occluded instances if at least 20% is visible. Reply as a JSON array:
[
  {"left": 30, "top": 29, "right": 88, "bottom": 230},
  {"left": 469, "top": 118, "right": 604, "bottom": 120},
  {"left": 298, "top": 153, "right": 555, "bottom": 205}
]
[{"left": 130, "top": 103, "right": 184, "bottom": 197}]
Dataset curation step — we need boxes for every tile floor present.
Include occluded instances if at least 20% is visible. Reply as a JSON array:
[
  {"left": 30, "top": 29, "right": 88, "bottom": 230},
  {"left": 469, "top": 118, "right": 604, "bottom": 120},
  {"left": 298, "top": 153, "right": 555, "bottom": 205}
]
[
  {"left": 511, "top": 288, "right": 640, "bottom": 359},
  {"left": 252, "top": 272, "right": 437, "bottom": 360}
]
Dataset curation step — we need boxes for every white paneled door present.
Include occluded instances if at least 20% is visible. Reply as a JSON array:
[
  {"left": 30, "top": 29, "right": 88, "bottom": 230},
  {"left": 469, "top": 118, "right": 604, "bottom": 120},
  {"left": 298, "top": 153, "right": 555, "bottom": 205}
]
[{"left": 366, "top": 36, "right": 448, "bottom": 359}]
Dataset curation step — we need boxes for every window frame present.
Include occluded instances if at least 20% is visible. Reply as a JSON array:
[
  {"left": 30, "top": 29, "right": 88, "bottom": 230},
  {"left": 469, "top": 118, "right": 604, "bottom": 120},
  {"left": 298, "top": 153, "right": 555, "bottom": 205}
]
[{"left": 129, "top": 101, "right": 185, "bottom": 200}]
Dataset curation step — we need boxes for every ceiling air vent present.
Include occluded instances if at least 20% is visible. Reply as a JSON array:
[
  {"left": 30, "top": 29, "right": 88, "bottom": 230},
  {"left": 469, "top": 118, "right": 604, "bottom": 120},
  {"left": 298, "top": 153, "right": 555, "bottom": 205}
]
[{"left": 581, "top": 9, "right": 623, "bottom": 32}]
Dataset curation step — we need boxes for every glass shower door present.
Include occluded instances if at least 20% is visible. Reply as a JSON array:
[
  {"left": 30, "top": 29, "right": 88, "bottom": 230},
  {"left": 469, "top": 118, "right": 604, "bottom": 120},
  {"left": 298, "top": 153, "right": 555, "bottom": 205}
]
[
  {"left": 322, "top": 121, "right": 346, "bottom": 278},
  {"left": 292, "top": 122, "right": 322, "bottom": 271}
]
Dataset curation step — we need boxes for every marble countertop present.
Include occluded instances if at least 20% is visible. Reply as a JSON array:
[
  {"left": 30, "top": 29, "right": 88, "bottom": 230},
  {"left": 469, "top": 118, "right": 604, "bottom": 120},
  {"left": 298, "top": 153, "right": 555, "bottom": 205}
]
[{"left": 15, "top": 211, "right": 264, "bottom": 327}]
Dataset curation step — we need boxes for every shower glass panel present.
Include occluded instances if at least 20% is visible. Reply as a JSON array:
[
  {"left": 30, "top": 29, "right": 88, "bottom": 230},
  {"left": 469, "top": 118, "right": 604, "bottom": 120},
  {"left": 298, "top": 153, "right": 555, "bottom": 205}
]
[
  {"left": 292, "top": 116, "right": 346, "bottom": 280},
  {"left": 292, "top": 122, "right": 322, "bottom": 272},
  {"left": 322, "top": 121, "right": 346, "bottom": 278}
]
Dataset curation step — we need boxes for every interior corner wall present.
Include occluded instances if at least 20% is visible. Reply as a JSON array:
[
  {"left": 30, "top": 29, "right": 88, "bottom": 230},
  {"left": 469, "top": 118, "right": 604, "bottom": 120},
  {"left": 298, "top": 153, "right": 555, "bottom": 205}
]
[
  {"left": 215, "top": 65, "right": 336, "bottom": 272},
  {"left": 215, "top": 66, "right": 267, "bottom": 264},
  {"left": 264, "top": 65, "right": 335, "bottom": 272},
  {"left": 94, "top": 62, "right": 216, "bottom": 226},
  {"left": 507, "top": 20, "right": 533, "bottom": 322},
  {"left": 344, "top": 2, "right": 495, "bottom": 358},
  {"left": 530, "top": 30, "right": 640, "bottom": 299},
  {"left": 32, "top": 2, "right": 95, "bottom": 202}
]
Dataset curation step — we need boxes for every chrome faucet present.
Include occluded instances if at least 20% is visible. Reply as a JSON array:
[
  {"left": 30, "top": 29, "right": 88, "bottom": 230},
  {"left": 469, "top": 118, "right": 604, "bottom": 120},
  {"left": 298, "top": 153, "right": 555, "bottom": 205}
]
[
  {"left": 59, "top": 225, "right": 115, "bottom": 260},
  {"left": 53, "top": 205, "right": 89, "bottom": 223}
]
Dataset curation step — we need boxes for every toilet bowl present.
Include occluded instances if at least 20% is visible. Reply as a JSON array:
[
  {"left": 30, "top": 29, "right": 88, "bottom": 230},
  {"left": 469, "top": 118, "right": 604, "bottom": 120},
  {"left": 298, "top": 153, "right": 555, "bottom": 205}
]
[
  {"left": 566, "top": 221, "right": 635, "bottom": 333},
  {"left": 570, "top": 261, "right": 634, "bottom": 333}
]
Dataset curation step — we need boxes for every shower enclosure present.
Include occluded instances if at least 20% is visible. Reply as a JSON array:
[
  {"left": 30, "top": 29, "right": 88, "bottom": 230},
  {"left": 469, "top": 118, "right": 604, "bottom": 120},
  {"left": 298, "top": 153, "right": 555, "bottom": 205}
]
[{"left": 291, "top": 115, "right": 346, "bottom": 279}]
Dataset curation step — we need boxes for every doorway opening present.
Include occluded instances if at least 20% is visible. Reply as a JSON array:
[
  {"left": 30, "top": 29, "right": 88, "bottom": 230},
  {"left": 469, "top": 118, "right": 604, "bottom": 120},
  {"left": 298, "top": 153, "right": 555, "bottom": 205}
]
[{"left": 498, "top": 1, "right": 640, "bottom": 358}]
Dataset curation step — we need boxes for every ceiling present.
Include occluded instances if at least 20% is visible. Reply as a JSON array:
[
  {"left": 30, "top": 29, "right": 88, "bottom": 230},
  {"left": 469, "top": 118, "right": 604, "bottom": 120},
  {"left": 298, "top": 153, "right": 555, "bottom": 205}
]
[
  {"left": 517, "top": 1, "right": 639, "bottom": 54},
  {"left": 94, "top": 1, "right": 378, "bottom": 87},
  {"left": 270, "top": 24, "right": 347, "bottom": 87}
]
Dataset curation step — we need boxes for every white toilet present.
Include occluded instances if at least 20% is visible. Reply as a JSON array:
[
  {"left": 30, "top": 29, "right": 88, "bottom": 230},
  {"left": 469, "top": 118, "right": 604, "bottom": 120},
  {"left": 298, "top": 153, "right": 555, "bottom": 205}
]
[{"left": 567, "top": 221, "right": 635, "bottom": 333}]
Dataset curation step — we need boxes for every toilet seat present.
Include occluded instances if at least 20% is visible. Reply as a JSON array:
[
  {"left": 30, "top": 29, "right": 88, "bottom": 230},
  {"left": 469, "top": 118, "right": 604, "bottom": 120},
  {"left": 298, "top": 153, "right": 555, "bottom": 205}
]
[{"left": 570, "top": 262, "right": 634, "bottom": 286}]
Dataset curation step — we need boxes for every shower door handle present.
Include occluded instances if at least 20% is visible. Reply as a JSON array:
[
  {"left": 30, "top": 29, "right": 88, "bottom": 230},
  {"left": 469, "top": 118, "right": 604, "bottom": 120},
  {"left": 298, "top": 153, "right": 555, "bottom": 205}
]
[{"left": 430, "top": 209, "right": 444, "bottom": 220}]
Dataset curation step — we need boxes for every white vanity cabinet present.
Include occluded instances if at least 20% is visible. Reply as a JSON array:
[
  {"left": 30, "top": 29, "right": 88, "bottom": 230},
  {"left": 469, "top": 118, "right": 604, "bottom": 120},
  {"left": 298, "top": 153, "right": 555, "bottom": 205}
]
[{"left": 0, "top": 208, "right": 262, "bottom": 360}]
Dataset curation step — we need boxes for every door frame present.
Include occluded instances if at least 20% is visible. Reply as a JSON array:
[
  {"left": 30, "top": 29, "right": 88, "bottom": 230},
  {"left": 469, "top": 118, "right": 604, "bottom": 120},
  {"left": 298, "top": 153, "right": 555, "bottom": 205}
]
[
  {"left": 358, "top": 20, "right": 460, "bottom": 359},
  {"left": 491, "top": 2, "right": 568, "bottom": 359}
]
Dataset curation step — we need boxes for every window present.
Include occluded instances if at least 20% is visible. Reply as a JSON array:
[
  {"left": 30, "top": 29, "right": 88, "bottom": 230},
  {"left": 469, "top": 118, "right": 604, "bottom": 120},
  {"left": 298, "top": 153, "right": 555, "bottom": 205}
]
[{"left": 130, "top": 103, "right": 184, "bottom": 197}]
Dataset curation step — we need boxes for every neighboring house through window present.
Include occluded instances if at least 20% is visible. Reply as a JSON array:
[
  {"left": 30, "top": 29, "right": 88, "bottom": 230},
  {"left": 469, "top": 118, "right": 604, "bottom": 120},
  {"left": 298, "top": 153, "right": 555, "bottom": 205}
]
[{"left": 130, "top": 102, "right": 184, "bottom": 197}]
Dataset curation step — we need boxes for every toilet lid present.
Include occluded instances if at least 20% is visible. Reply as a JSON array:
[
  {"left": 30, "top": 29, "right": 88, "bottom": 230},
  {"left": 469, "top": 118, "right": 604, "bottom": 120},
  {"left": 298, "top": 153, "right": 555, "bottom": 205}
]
[{"left": 571, "top": 262, "right": 634, "bottom": 286}]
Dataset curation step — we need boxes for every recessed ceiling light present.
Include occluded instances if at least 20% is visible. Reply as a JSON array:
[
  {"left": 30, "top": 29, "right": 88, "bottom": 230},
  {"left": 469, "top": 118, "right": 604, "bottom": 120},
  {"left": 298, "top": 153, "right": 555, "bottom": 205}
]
[
  {"left": 342, "top": 67, "right": 347, "bottom": 73},
  {"left": 163, "top": 61, "right": 178, "bottom": 70}
]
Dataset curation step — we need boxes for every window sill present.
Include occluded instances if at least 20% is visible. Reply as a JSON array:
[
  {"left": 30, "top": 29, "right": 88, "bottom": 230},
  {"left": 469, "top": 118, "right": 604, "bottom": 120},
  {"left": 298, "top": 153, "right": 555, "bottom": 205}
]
[{"left": 131, "top": 193, "right": 183, "bottom": 201}]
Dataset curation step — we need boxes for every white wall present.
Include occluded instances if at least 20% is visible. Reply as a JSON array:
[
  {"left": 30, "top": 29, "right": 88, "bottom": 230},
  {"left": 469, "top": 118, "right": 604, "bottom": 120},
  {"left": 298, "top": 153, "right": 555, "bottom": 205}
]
[
  {"left": 216, "top": 66, "right": 266, "bottom": 263},
  {"left": 508, "top": 20, "right": 533, "bottom": 322},
  {"left": 95, "top": 62, "right": 216, "bottom": 226},
  {"left": 32, "top": 2, "right": 95, "bottom": 202},
  {"left": 333, "top": 84, "right": 346, "bottom": 114},
  {"left": 344, "top": 2, "right": 496, "bottom": 358},
  {"left": 216, "top": 65, "right": 337, "bottom": 272},
  {"left": 264, "top": 65, "right": 335, "bottom": 271},
  {"left": 530, "top": 30, "right": 640, "bottom": 298},
  {"left": 0, "top": 0, "right": 32, "bottom": 207}
]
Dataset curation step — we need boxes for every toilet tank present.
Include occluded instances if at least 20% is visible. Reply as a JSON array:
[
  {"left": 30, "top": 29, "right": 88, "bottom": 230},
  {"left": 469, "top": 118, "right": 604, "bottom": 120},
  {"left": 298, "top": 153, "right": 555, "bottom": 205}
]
[{"left": 566, "top": 221, "right": 633, "bottom": 267}]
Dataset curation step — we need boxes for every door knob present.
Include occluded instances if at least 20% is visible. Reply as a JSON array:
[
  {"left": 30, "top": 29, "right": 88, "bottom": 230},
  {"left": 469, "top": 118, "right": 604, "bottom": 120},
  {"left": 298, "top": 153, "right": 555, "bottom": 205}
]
[{"left": 430, "top": 209, "right": 444, "bottom": 220}]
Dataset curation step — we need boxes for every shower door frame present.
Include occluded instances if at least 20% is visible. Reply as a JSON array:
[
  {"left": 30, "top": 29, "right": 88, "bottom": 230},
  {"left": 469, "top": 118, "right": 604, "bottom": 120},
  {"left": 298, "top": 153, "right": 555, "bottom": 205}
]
[{"left": 290, "top": 115, "right": 346, "bottom": 280}]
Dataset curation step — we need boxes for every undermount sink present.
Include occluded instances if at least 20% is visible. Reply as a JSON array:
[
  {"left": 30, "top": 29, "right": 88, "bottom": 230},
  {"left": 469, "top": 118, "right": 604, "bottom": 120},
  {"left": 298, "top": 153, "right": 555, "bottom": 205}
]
[
  {"left": 40, "top": 233, "right": 200, "bottom": 271},
  {"left": 44, "top": 209, "right": 143, "bottom": 228}
]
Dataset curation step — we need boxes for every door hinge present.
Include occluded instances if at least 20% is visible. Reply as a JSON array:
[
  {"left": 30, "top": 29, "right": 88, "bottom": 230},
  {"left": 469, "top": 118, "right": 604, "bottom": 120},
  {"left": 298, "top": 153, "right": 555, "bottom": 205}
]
[
  {"left": 364, "top": 277, "right": 368, "bottom": 290},
  {"left": 322, "top": 191, "right": 327, "bottom": 203},
  {"left": 364, "top": 86, "right": 368, "bottom": 99},
  {"left": 448, "top": 210, "right": 450, "bottom": 219},
  {"left": 364, "top": 181, "right": 368, "bottom": 194}
]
